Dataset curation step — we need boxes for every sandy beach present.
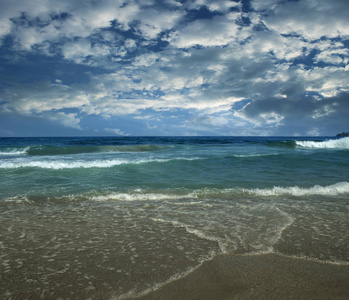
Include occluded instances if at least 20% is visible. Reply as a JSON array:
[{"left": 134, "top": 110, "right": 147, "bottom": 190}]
[{"left": 132, "top": 253, "right": 349, "bottom": 300}]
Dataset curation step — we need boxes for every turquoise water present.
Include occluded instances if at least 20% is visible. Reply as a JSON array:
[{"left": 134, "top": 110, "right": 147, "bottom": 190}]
[
  {"left": 1, "top": 136, "right": 349, "bottom": 299},
  {"left": 1, "top": 136, "right": 349, "bottom": 197}
]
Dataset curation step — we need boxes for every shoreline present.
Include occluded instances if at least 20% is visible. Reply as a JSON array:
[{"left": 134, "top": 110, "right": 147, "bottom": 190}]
[{"left": 128, "top": 253, "right": 349, "bottom": 300}]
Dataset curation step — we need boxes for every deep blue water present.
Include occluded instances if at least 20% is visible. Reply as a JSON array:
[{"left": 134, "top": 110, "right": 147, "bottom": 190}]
[{"left": 1, "top": 136, "right": 348, "bottom": 299}]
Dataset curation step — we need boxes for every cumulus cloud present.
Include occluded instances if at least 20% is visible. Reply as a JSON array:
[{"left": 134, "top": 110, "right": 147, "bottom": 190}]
[
  {"left": 47, "top": 112, "right": 82, "bottom": 130},
  {"left": 166, "top": 14, "right": 242, "bottom": 48},
  {"left": 136, "top": 8, "right": 183, "bottom": 39},
  {"left": 257, "top": 0, "right": 349, "bottom": 40}
]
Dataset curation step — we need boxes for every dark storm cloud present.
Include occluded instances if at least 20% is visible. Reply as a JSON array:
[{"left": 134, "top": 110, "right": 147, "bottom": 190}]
[{"left": 237, "top": 92, "right": 349, "bottom": 135}]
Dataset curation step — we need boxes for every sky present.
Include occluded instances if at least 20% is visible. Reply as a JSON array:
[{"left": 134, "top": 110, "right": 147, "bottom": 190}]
[{"left": 0, "top": 0, "right": 348, "bottom": 137}]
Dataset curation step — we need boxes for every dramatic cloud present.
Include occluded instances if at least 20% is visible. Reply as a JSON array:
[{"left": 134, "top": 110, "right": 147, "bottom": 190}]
[{"left": 0, "top": 0, "right": 348, "bottom": 136}]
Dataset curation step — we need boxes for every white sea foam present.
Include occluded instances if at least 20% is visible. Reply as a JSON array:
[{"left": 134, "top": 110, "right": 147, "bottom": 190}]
[
  {"left": 269, "top": 207, "right": 295, "bottom": 251},
  {"left": 89, "top": 182, "right": 349, "bottom": 203},
  {"left": 90, "top": 191, "right": 198, "bottom": 202},
  {"left": 2, "top": 195, "right": 31, "bottom": 204},
  {"left": 0, "top": 159, "right": 128, "bottom": 169},
  {"left": 116, "top": 250, "right": 216, "bottom": 300},
  {"left": 151, "top": 218, "right": 228, "bottom": 253},
  {"left": 247, "top": 182, "right": 349, "bottom": 197},
  {"left": 0, "top": 157, "right": 200, "bottom": 169},
  {"left": 233, "top": 153, "right": 280, "bottom": 158},
  {"left": 0, "top": 147, "right": 29, "bottom": 156},
  {"left": 295, "top": 137, "right": 349, "bottom": 149}
]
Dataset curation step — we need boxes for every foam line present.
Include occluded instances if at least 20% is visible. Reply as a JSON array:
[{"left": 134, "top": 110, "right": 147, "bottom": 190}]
[
  {"left": 90, "top": 192, "right": 198, "bottom": 202},
  {"left": 0, "top": 147, "right": 29, "bottom": 155},
  {"left": 246, "top": 182, "right": 349, "bottom": 197},
  {"left": 0, "top": 157, "right": 200, "bottom": 169}
]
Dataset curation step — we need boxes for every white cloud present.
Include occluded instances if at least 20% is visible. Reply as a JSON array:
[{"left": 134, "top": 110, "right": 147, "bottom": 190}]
[
  {"left": 258, "top": 0, "right": 349, "bottom": 40},
  {"left": 166, "top": 14, "right": 242, "bottom": 48},
  {"left": 61, "top": 40, "right": 95, "bottom": 63},
  {"left": 251, "top": 0, "right": 282, "bottom": 11},
  {"left": 136, "top": 8, "right": 183, "bottom": 39},
  {"left": 307, "top": 128, "right": 320, "bottom": 136},
  {"left": 133, "top": 53, "right": 161, "bottom": 67},
  {"left": 312, "top": 104, "right": 336, "bottom": 119},
  {"left": 245, "top": 32, "right": 308, "bottom": 62},
  {"left": 124, "top": 39, "right": 137, "bottom": 49},
  {"left": 314, "top": 43, "right": 348, "bottom": 65},
  {"left": 297, "top": 66, "right": 349, "bottom": 97},
  {"left": 180, "top": 114, "right": 230, "bottom": 133},
  {"left": 185, "top": 0, "right": 241, "bottom": 12},
  {"left": 2, "top": 81, "right": 90, "bottom": 114},
  {"left": 61, "top": 39, "right": 115, "bottom": 64},
  {"left": 259, "top": 112, "right": 284, "bottom": 126},
  {"left": 104, "top": 128, "right": 129, "bottom": 136},
  {"left": 47, "top": 112, "right": 82, "bottom": 130}
]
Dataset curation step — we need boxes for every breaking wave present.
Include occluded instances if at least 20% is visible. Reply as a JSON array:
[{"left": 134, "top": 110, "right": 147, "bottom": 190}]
[
  {"left": 295, "top": 137, "right": 349, "bottom": 149},
  {"left": 0, "top": 157, "right": 200, "bottom": 170},
  {"left": 245, "top": 182, "right": 349, "bottom": 197},
  {"left": 80, "top": 182, "right": 349, "bottom": 202},
  {"left": 0, "top": 144, "right": 171, "bottom": 156},
  {"left": 89, "top": 191, "right": 199, "bottom": 202},
  {"left": 0, "top": 147, "right": 29, "bottom": 156},
  {"left": 3, "top": 182, "right": 348, "bottom": 206}
]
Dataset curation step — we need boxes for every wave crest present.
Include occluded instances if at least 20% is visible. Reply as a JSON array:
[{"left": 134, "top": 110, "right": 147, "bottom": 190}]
[
  {"left": 0, "top": 147, "right": 29, "bottom": 156},
  {"left": 245, "top": 182, "right": 349, "bottom": 197},
  {"left": 0, "top": 144, "right": 171, "bottom": 156},
  {"left": 4, "top": 182, "right": 347, "bottom": 205},
  {"left": 296, "top": 137, "right": 349, "bottom": 149},
  {"left": 90, "top": 191, "right": 198, "bottom": 202},
  {"left": 84, "top": 182, "right": 349, "bottom": 202},
  {"left": 0, "top": 157, "right": 200, "bottom": 169}
]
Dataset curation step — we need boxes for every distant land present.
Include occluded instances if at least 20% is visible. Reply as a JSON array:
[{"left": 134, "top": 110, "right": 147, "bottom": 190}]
[{"left": 336, "top": 132, "right": 349, "bottom": 137}]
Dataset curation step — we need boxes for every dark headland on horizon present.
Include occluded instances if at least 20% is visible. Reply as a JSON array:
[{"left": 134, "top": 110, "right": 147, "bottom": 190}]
[{"left": 336, "top": 132, "right": 349, "bottom": 137}]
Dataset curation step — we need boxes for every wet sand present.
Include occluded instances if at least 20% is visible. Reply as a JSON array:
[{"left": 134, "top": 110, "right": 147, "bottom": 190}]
[{"left": 131, "top": 253, "right": 349, "bottom": 300}]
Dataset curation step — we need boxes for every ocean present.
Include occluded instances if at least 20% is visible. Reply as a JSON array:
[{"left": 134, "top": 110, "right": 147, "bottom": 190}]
[{"left": 0, "top": 136, "right": 348, "bottom": 299}]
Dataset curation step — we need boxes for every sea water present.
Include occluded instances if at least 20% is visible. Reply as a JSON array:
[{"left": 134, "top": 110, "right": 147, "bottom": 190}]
[{"left": 0, "top": 136, "right": 348, "bottom": 299}]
